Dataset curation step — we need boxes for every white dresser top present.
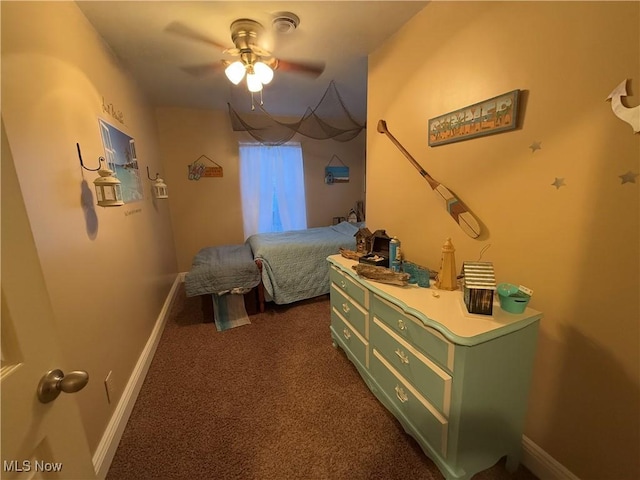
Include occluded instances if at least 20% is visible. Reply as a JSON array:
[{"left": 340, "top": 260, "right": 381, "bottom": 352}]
[{"left": 328, "top": 254, "right": 542, "bottom": 346}]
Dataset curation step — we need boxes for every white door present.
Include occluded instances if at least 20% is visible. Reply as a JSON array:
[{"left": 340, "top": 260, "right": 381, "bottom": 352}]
[{"left": 1, "top": 122, "right": 96, "bottom": 479}]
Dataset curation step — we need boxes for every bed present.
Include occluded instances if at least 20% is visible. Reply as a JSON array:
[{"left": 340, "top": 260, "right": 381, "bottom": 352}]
[
  {"left": 246, "top": 221, "right": 360, "bottom": 305},
  {"left": 184, "top": 222, "right": 361, "bottom": 322}
]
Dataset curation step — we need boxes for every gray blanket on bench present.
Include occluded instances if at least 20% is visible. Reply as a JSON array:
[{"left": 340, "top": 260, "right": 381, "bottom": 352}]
[{"left": 185, "top": 244, "right": 260, "bottom": 297}]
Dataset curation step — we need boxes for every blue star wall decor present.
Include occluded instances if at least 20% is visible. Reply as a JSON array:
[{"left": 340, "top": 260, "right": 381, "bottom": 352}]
[
  {"left": 551, "top": 177, "right": 566, "bottom": 189},
  {"left": 619, "top": 171, "right": 639, "bottom": 184},
  {"left": 529, "top": 141, "right": 542, "bottom": 153}
]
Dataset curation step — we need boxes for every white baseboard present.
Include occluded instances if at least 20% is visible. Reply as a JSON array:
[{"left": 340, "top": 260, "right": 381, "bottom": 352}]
[
  {"left": 92, "top": 274, "right": 183, "bottom": 479},
  {"left": 522, "top": 435, "right": 580, "bottom": 480}
]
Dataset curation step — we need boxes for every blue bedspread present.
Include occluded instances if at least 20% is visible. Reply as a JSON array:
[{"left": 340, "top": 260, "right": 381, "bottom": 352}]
[
  {"left": 246, "top": 222, "right": 359, "bottom": 305},
  {"left": 184, "top": 244, "right": 261, "bottom": 297}
]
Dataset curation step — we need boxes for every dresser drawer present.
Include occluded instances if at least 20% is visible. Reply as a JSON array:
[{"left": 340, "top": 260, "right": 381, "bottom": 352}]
[
  {"left": 373, "top": 295, "right": 454, "bottom": 372},
  {"left": 330, "top": 284, "right": 368, "bottom": 339},
  {"left": 371, "top": 317, "right": 451, "bottom": 417},
  {"left": 372, "top": 349, "right": 448, "bottom": 458},
  {"left": 330, "top": 266, "right": 369, "bottom": 309},
  {"left": 331, "top": 309, "right": 368, "bottom": 369}
]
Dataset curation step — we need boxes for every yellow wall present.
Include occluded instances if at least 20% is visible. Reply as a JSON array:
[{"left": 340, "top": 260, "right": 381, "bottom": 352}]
[
  {"left": 1, "top": 0, "right": 365, "bottom": 456},
  {"left": 1, "top": 1, "right": 178, "bottom": 453},
  {"left": 368, "top": 2, "right": 639, "bottom": 478},
  {"left": 156, "top": 107, "right": 366, "bottom": 272},
  {"left": 4, "top": 1, "right": 637, "bottom": 476}
]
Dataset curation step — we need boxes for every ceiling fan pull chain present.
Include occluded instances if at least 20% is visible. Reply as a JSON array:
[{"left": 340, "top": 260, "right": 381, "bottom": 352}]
[{"left": 251, "top": 91, "right": 255, "bottom": 111}]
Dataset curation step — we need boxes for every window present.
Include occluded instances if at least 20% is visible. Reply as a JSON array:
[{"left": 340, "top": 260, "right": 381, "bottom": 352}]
[{"left": 239, "top": 143, "right": 307, "bottom": 238}]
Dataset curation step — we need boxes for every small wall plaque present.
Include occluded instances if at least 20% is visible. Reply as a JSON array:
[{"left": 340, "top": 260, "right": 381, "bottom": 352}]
[
  {"left": 324, "top": 155, "right": 349, "bottom": 184},
  {"left": 188, "top": 155, "right": 223, "bottom": 180},
  {"left": 429, "top": 90, "right": 520, "bottom": 147}
]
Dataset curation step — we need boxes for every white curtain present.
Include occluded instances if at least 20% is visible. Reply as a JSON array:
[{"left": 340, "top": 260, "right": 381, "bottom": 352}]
[{"left": 240, "top": 143, "right": 307, "bottom": 239}]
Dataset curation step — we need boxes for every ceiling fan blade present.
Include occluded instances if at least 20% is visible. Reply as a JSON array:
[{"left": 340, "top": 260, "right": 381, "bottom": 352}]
[
  {"left": 165, "top": 21, "right": 229, "bottom": 51},
  {"left": 180, "top": 62, "right": 224, "bottom": 77},
  {"left": 250, "top": 45, "right": 272, "bottom": 58},
  {"left": 275, "top": 59, "right": 325, "bottom": 78}
]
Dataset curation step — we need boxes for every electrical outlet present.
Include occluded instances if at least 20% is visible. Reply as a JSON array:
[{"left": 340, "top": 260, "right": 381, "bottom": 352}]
[{"left": 104, "top": 371, "right": 113, "bottom": 404}]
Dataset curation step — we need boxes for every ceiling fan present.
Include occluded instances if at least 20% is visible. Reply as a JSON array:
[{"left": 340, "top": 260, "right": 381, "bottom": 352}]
[{"left": 166, "top": 16, "right": 325, "bottom": 94}]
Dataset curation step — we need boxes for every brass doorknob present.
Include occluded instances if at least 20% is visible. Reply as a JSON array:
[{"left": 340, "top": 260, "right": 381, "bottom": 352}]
[{"left": 37, "top": 369, "right": 89, "bottom": 403}]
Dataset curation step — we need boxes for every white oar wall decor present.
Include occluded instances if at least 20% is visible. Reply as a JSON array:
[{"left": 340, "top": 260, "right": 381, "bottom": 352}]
[{"left": 377, "top": 120, "right": 482, "bottom": 239}]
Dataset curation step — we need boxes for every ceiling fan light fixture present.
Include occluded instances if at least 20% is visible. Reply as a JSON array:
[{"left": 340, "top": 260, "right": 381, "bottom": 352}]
[
  {"left": 246, "top": 72, "right": 263, "bottom": 92},
  {"left": 225, "top": 61, "right": 246, "bottom": 84},
  {"left": 254, "top": 61, "right": 274, "bottom": 85}
]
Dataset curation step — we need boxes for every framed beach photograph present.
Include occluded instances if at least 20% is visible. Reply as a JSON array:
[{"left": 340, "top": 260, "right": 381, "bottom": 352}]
[
  {"left": 98, "top": 119, "right": 144, "bottom": 202},
  {"left": 428, "top": 89, "right": 520, "bottom": 147}
]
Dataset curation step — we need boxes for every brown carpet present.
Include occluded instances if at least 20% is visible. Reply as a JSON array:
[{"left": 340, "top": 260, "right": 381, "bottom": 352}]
[{"left": 106, "top": 285, "right": 538, "bottom": 480}]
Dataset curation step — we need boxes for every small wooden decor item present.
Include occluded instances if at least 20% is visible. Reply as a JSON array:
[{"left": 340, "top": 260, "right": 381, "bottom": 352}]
[
  {"left": 359, "top": 229, "right": 391, "bottom": 267},
  {"left": 354, "top": 228, "right": 373, "bottom": 254},
  {"left": 463, "top": 261, "right": 496, "bottom": 315},
  {"left": 607, "top": 79, "right": 640, "bottom": 133},
  {"left": 353, "top": 264, "right": 409, "bottom": 286},
  {"left": 188, "top": 155, "right": 223, "bottom": 180},
  {"left": 435, "top": 238, "right": 458, "bottom": 291},
  {"left": 339, "top": 248, "right": 363, "bottom": 260}
]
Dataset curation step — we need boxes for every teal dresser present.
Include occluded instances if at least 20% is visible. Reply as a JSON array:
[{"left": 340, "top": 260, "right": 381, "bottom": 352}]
[{"left": 328, "top": 254, "right": 541, "bottom": 480}]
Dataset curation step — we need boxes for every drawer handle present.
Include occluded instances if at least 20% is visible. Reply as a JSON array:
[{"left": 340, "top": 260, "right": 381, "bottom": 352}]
[
  {"left": 395, "top": 349, "right": 409, "bottom": 365},
  {"left": 340, "top": 280, "right": 347, "bottom": 289},
  {"left": 343, "top": 328, "right": 351, "bottom": 340},
  {"left": 342, "top": 303, "right": 350, "bottom": 314},
  {"left": 398, "top": 319, "right": 407, "bottom": 331},
  {"left": 395, "top": 385, "right": 408, "bottom": 403}
]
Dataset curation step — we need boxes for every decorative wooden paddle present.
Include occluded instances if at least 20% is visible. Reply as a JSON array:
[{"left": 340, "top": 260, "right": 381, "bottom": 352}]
[{"left": 377, "top": 120, "right": 482, "bottom": 238}]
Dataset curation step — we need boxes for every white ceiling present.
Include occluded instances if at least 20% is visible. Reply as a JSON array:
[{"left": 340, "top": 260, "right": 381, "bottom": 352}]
[{"left": 77, "top": 1, "right": 428, "bottom": 118}]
